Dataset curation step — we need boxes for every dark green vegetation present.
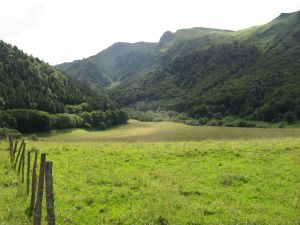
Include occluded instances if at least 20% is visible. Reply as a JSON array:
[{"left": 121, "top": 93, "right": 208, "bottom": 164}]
[
  {"left": 0, "top": 109, "right": 128, "bottom": 132},
  {"left": 0, "top": 40, "right": 128, "bottom": 132},
  {"left": 1, "top": 121, "right": 300, "bottom": 224},
  {"left": 57, "top": 11, "right": 300, "bottom": 124}
]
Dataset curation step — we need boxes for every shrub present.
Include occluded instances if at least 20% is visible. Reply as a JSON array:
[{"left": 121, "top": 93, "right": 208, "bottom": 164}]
[
  {"left": 207, "top": 119, "right": 222, "bottom": 126},
  {"left": 237, "top": 120, "right": 255, "bottom": 127},
  {"left": 0, "top": 111, "right": 17, "bottom": 128},
  {"left": 79, "top": 112, "right": 93, "bottom": 125},
  {"left": 284, "top": 111, "right": 297, "bottom": 124},
  {"left": 83, "top": 123, "right": 92, "bottom": 129},
  {"left": 118, "top": 110, "right": 129, "bottom": 123},
  {"left": 28, "top": 134, "right": 39, "bottom": 141},
  {"left": 91, "top": 111, "right": 106, "bottom": 128},
  {"left": 0, "top": 128, "right": 21, "bottom": 140},
  {"left": 7, "top": 109, "right": 52, "bottom": 132},
  {"left": 198, "top": 117, "right": 209, "bottom": 125},
  {"left": 184, "top": 119, "right": 200, "bottom": 126},
  {"left": 254, "top": 104, "right": 276, "bottom": 122},
  {"left": 294, "top": 105, "right": 300, "bottom": 119},
  {"left": 98, "top": 122, "right": 107, "bottom": 130},
  {"left": 277, "top": 122, "right": 286, "bottom": 128},
  {"left": 52, "top": 114, "right": 73, "bottom": 129}
]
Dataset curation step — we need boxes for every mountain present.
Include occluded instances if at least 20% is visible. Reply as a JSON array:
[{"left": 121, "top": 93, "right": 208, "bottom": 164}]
[
  {"left": 0, "top": 40, "right": 128, "bottom": 132},
  {"left": 56, "top": 42, "right": 157, "bottom": 90},
  {"left": 57, "top": 11, "right": 300, "bottom": 123},
  {"left": 109, "top": 11, "right": 300, "bottom": 122},
  {"left": 55, "top": 28, "right": 230, "bottom": 91}
]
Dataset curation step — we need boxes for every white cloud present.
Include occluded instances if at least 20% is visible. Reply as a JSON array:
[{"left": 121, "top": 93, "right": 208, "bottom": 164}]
[{"left": 0, "top": 0, "right": 299, "bottom": 65}]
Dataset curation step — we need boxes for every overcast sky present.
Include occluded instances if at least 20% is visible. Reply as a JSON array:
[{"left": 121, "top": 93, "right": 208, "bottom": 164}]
[{"left": 0, "top": 0, "right": 299, "bottom": 65}]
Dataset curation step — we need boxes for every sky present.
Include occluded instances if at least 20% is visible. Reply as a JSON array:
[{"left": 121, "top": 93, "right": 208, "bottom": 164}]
[{"left": 0, "top": 0, "right": 299, "bottom": 65}]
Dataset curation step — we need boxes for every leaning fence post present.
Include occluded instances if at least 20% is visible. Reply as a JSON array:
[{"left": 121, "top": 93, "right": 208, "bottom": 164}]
[
  {"left": 27, "top": 151, "right": 31, "bottom": 195},
  {"left": 14, "top": 140, "right": 24, "bottom": 169},
  {"left": 33, "top": 153, "right": 46, "bottom": 225},
  {"left": 11, "top": 140, "right": 19, "bottom": 163},
  {"left": 18, "top": 143, "right": 25, "bottom": 174},
  {"left": 18, "top": 139, "right": 25, "bottom": 154},
  {"left": 8, "top": 135, "right": 13, "bottom": 159},
  {"left": 13, "top": 140, "right": 19, "bottom": 155},
  {"left": 30, "top": 149, "right": 38, "bottom": 215},
  {"left": 21, "top": 149, "right": 25, "bottom": 183},
  {"left": 18, "top": 143, "right": 26, "bottom": 175},
  {"left": 45, "top": 161, "right": 55, "bottom": 225}
]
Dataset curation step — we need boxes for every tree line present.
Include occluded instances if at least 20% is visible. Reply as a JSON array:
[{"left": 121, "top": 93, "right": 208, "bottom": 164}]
[{"left": 0, "top": 109, "right": 128, "bottom": 132}]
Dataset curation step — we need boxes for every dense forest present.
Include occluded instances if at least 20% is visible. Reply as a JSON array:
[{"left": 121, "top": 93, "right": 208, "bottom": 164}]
[
  {"left": 0, "top": 40, "right": 128, "bottom": 132},
  {"left": 57, "top": 11, "right": 300, "bottom": 124}
]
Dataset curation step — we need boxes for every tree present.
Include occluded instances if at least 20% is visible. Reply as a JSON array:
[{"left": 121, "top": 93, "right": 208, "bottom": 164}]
[
  {"left": 284, "top": 111, "right": 297, "bottom": 124},
  {"left": 0, "top": 97, "right": 4, "bottom": 109},
  {"left": 0, "top": 111, "right": 16, "bottom": 128},
  {"left": 294, "top": 105, "right": 300, "bottom": 119},
  {"left": 255, "top": 105, "right": 276, "bottom": 122}
]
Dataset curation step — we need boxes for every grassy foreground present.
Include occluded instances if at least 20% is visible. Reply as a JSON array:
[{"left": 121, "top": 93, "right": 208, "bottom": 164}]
[{"left": 1, "top": 120, "right": 300, "bottom": 224}]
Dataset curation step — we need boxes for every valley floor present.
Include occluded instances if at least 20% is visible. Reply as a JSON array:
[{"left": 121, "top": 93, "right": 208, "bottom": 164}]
[
  {"left": 1, "top": 120, "right": 300, "bottom": 224},
  {"left": 35, "top": 119, "right": 300, "bottom": 142}
]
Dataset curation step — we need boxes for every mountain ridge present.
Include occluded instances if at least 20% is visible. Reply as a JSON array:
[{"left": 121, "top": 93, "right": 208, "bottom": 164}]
[{"left": 56, "top": 11, "right": 300, "bottom": 122}]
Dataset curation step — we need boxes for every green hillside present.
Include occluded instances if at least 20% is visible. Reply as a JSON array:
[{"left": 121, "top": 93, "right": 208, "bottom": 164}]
[
  {"left": 0, "top": 40, "right": 128, "bottom": 132},
  {"left": 55, "top": 11, "right": 300, "bottom": 124},
  {"left": 56, "top": 42, "right": 157, "bottom": 91},
  {"left": 55, "top": 28, "right": 230, "bottom": 91},
  {"left": 109, "top": 11, "right": 300, "bottom": 123}
]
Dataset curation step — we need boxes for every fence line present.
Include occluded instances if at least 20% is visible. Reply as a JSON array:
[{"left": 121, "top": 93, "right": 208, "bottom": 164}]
[{"left": 6, "top": 135, "right": 55, "bottom": 225}]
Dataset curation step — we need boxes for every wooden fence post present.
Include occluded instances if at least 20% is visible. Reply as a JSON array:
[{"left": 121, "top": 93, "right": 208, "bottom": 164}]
[
  {"left": 45, "top": 161, "right": 55, "bottom": 225},
  {"left": 8, "top": 135, "right": 13, "bottom": 159},
  {"left": 11, "top": 140, "right": 19, "bottom": 163},
  {"left": 18, "top": 139, "right": 25, "bottom": 154},
  {"left": 21, "top": 149, "right": 25, "bottom": 183},
  {"left": 18, "top": 143, "right": 26, "bottom": 175},
  {"left": 14, "top": 140, "right": 24, "bottom": 169},
  {"left": 33, "top": 153, "right": 46, "bottom": 225},
  {"left": 30, "top": 149, "right": 38, "bottom": 215},
  {"left": 27, "top": 151, "right": 31, "bottom": 195},
  {"left": 13, "top": 140, "right": 18, "bottom": 155}
]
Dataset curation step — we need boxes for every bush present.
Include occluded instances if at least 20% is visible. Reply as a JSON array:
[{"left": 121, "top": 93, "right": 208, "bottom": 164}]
[
  {"left": 284, "top": 111, "right": 297, "bottom": 124},
  {"left": 0, "top": 128, "right": 21, "bottom": 140},
  {"left": 198, "top": 117, "right": 209, "bottom": 125},
  {"left": 52, "top": 114, "right": 84, "bottom": 129},
  {"left": 98, "top": 122, "right": 107, "bottom": 130},
  {"left": 184, "top": 119, "right": 201, "bottom": 126},
  {"left": 79, "top": 112, "right": 93, "bottom": 125},
  {"left": 207, "top": 119, "right": 222, "bottom": 126},
  {"left": 294, "top": 105, "right": 300, "bottom": 119},
  {"left": 254, "top": 105, "right": 276, "bottom": 122},
  {"left": 83, "top": 123, "right": 92, "bottom": 129},
  {"left": 7, "top": 109, "right": 52, "bottom": 132},
  {"left": 28, "top": 134, "right": 39, "bottom": 141},
  {"left": 91, "top": 111, "right": 106, "bottom": 128},
  {"left": 237, "top": 120, "right": 256, "bottom": 127},
  {"left": 277, "top": 122, "right": 286, "bottom": 128},
  {"left": 118, "top": 110, "right": 129, "bottom": 123},
  {"left": 52, "top": 114, "right": 73, "bottom": 129},
  {"left": 0, "top": 111, "right": 17, "bottom": 128}
]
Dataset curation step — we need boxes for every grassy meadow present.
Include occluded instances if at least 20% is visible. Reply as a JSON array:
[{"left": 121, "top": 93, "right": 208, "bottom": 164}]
[{"left": 1, "top": 120, "right": 300, "bottom": 224}]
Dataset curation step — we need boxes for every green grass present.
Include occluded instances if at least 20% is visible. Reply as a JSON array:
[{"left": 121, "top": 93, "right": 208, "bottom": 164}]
[
  {"left": 0, "top": 149, "right": 30, "bottom": 225},
  {"left": 1, "top": 120, "right": 300, "bottom": 224}
]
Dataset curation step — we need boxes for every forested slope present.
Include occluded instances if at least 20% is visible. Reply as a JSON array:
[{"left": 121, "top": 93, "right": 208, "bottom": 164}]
[{"left": 0, "top": 41, "right": 128, "bottom": 132}]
